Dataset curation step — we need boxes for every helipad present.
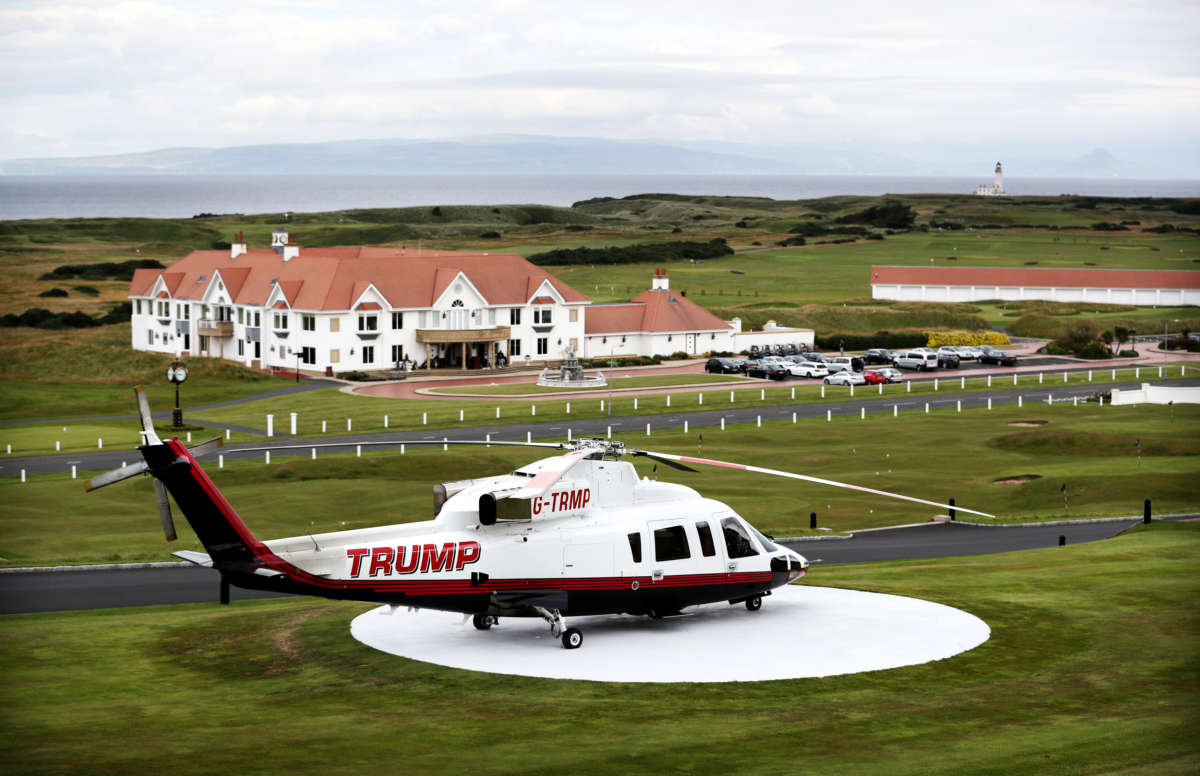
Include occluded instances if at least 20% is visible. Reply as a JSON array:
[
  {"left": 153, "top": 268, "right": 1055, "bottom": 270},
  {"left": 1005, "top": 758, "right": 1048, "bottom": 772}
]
[{"left": 350, "top": 584, "right": 990, "bottom": 682}]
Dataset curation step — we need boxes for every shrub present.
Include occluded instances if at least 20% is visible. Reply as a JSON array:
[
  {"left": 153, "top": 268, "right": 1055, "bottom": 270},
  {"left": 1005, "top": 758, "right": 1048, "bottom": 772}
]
[
  {"left": 1077, "top": 341, "right": 1114, "bottom": 359},
  {"left": 925, "top": 330, "right": 1011, "bottom": 347},
  {"left": 1045, "top": 342, "right": 1071, "bottom": 355},
  {"left": 38, "top": 288, "right": 69, "bottom": 298},
  {"left": 1117, "top": 349, "right": 1139, "bottom": 357},
  {"left": 776, "top": 236, "right": 807, "bottom": 247},
  {"left": 527, "top": 239, "right": 732, "bottom": 266},
  {"left": 38, "top": 259, "right": 165, "bottom": 282},
  {"left": 478, "top": 231, "right": 501, "bottom": 239},
  {"left": 72, "top": 285, "right": 100, "bottom": 296},
  {"left": 834, "top": 200, "right": 916, "bottom": 229}
]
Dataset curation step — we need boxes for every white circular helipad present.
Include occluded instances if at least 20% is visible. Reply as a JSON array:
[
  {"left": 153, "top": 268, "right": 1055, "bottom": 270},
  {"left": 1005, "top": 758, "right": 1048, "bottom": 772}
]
[{"left": 350, "top": 585, "right": 990, "bottom": 683}]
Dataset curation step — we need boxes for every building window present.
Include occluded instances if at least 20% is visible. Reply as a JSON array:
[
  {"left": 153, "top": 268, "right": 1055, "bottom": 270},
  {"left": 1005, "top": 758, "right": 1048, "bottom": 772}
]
[
  {"left": 273, "top": 311, "right": 289, "bottom": 330},
  {"left": 569, "top": 308, "right": 578, "bottom": 323},
  {"left": 135, "top": 300, "right": 142, "bottom": 315},
  {"left": 391, "top": 344, "right": 405, "bottom": 364},
  {"left": 301, "top": 314, "right": 315, "bottom": 332},
  {"left": 147, "top": 331, "right": 154, "bottom": 345},
  {"left": 300, "top": 346, "right": 316, "bottom": 365},
  {"left": 329, "top": 317, "right": 339, "bottom": 333},
  {"left": 391, "top": 312, "right": 403, "bottom": 329},
  {"left": 534, "top": 307, "right": 552, "bottom": 325},
  {"left": 156, "top": 300, "right": 170, "bottom": 318},
  {"left": 362, "top": 346, "right": 375, "bottom": 364},
  {"left": 237, "top": 307, "right": 244, "bottom": 324},
  {"left": 508, "top": 339, "right": 522, "bottom": 356},
  {"left": 487, "top": 309, "right": 496, "bottom": 326},
  {"left": 536, "top": 337, "right": 548, "bottom": 355},
  {"left": 510, "top": 308, "right": 521, "bottom": 325},
  {"left": 330, "top": 348, "right": 340, "bottom": 364},
  {"left": 357, "top": 314, "right": 377, "bottom": 332},
  {"left": 237, "top": 340, "right": 244, "bottom": 357}
]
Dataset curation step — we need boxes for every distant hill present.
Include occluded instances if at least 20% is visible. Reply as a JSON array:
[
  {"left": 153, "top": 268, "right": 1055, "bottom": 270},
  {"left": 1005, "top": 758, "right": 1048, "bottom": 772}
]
[{"left": 1, "top": 134, "right": 1188, "bottom": 178}]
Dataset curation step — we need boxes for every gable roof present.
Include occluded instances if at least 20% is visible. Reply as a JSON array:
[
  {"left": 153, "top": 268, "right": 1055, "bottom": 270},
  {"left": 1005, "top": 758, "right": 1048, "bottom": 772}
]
[
  {"left": 871, "top": 265, "right": 1200, "bottom": 290},
  {"left": 586, "top": 289, "right": 730, "bottom": 335},
  {"left": 128, "top": 247, "right": 589, "bottom": 311}
]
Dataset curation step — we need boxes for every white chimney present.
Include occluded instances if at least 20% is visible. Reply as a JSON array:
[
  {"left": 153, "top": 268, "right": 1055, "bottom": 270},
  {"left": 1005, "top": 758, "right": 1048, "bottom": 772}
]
[
  {"left": 728, "top": 316, "right": 742, "bottom": 332},
  {"left": 283, "top": 244, "right": 299, "bottom": 262},
  {"left": 230, "top": 230, "right": 247, "bottom": 259},
  {"left": 651, "top": 267, "right": 669, "bottom": 290}
]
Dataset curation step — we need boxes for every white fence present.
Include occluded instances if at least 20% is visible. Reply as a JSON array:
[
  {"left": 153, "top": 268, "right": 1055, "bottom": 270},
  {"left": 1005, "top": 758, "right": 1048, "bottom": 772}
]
[{"left": 1109, "top": 383, "right": 1200, "bottom": 406}]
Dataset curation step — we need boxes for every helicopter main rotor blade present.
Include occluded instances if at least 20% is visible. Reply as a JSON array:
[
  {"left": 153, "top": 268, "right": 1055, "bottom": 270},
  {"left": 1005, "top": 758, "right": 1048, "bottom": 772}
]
[
  {"left": 187, "top": 436, "right": 224, "bottom": 459},
  {"left": 133, "top": 385, "right": 162, "bottom": 446},
  {"left": 635, "top": 449, "right": 994, "bottom": 518},
  {"left": 85, "top": 460, "right": 150, "bottom": 492},
  {"left": 153, "top": 479, "right": 178, "bottom": 542},
  {"left": 510, "top": 449, "right": 591, "bottom": 499},
  {"left": 629, "top": 451, "right": 698, "bottom": 472},
  {"left": 231, "top": 439, "right": 567, "bottom": 455}
]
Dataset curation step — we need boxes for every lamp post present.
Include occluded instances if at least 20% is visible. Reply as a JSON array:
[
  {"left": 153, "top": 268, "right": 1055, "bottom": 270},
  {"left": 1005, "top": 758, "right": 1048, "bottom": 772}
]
[
  {"left": 166, "top": 360, "right": 188, "bottom": 429},
  {"left": 1164, "top": 319, "right": 1180, "bottom": 367}
]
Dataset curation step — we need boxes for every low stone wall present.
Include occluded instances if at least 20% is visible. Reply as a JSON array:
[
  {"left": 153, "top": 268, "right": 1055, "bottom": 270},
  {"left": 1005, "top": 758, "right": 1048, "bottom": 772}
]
[{"left": 1110, "top": 382, "right": 1200, "bottom": 406}]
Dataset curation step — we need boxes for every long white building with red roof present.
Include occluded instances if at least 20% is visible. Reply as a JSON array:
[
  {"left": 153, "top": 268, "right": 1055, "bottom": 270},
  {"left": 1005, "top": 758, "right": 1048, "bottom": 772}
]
[
  {"left": 129, "top": 232, "right": 812, "bottom": 373},
  {"left": 871, "top": 265, "right": 1200, "bottom": 306}
]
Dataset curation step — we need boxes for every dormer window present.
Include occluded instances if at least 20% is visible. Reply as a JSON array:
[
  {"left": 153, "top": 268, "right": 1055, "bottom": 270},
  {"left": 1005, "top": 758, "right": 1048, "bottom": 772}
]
[
  {"left": 534, "top": 307, "right": 552, "bottom": 325},
  {"left": 357, "top": 314, "right": 378, "bottom": 332},
  {"left": 273, "top": 312, "right": 289, "bottom": 330}
]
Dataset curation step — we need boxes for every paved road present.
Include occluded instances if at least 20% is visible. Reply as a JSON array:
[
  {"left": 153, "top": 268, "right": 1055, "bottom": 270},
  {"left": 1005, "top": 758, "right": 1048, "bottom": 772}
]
[
  {"left": 4, "top": 376, "right": 1196, "bottom": 478},
  {"left": 4, "top": 516, "right": 1183, "bottom": 614}
]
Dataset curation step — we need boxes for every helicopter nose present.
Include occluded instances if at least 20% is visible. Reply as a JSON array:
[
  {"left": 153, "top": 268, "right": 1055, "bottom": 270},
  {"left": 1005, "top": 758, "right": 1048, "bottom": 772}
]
[{"left": 784, "top": 548, "right": 808, "bottom": 582}]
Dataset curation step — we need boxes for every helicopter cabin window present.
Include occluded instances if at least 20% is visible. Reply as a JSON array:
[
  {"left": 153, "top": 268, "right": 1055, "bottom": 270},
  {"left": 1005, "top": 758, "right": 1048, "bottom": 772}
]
[
  {"left": 721, "top": 517, "right": 759, "bottom": 558},
  {"left": 627, "top": 532, "right": 642, "bottom": 563},
  {"left": 696, "top": 521, "right": 716, "bottom": 557},
  {"left": 653, "top": 525, "right": 691, "bottom": 562}
]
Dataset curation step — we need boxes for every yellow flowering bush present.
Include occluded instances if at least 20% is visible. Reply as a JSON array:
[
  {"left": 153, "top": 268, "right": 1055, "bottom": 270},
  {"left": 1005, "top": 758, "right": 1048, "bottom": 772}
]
[{"left": 926, "top": 330, "right": 1011, "bottom": 348}]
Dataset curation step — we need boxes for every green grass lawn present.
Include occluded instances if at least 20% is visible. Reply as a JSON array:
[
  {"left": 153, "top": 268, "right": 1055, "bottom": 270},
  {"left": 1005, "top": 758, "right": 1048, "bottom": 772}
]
[
  {"left": 1, "top": 521, "right": 1196, "bottom": 775},
  {"left": 3, "top": 403, "right": 1196, "bottom": 567}
]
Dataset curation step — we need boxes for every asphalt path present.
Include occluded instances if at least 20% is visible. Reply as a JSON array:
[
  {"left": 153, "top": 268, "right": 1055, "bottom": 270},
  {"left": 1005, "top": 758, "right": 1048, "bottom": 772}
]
[
  {"left": 4, "top": 516, "right": 1185, "bottom": 614},
  {"left": 4, "top": 375, "right": 1196, "bottom": 478}
]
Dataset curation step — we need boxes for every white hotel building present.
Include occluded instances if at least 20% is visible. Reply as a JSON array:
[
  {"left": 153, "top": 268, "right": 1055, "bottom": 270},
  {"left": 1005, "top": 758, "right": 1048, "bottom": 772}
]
[{"left": 129, "top": 232, "right": 813, "bottom": 373}]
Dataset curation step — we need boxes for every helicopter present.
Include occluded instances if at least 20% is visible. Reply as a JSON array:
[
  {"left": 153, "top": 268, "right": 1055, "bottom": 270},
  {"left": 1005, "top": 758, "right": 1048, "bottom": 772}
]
[{"left": 87, "top": 387, "right": 993, "bottom": 649}]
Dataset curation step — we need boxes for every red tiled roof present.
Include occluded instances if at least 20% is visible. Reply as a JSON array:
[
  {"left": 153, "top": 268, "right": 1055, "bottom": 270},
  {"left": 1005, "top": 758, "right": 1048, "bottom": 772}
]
[
  {"left": 531, "top": 296, "right": 555, "bottom": 305},
  {"left": 356, "top": 302, "right": 382, "bottom": 310},
  {"left": 128, "top": 248, "right": 589, "bottom": 310},
  {"left": 586, "top": 289, "right": 730, "bottom": 335},
  {"left": 871, "top": 265, "right": 1200, "bottom": 290}
]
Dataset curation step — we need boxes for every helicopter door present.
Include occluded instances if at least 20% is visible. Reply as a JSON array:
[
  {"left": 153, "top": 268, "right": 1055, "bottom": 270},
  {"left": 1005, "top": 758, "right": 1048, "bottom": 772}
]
[
  {"left": 563, "top": 543, "right": 613, "bottom": 580},
  {"left": 647, "top": 519, "right": 695, "bottom": 582}
]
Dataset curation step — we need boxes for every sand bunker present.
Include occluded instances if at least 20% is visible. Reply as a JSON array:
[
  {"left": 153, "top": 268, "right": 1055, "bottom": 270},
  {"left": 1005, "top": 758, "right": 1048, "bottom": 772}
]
[
  {"left": 1008, "top": 420, "right": 1049, "bottom": 427},
  {"left": 993, "top": 474, "right": 1043, "bottom": 485}
]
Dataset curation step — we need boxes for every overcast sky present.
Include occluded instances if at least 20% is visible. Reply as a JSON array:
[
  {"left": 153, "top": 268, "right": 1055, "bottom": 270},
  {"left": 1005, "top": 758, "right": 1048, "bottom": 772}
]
[{"left": 3, "top": 0, "right": 1198, "bottom": 166}]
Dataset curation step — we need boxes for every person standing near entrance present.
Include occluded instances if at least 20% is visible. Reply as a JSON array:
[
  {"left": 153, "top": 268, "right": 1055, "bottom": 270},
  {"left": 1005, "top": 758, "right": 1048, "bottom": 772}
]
[{"left": 839, "top": 338, "right": 845, "bottom": 356}]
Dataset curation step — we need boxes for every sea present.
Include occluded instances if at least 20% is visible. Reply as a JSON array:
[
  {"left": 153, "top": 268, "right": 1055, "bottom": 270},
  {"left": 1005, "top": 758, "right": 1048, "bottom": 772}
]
[{"left": 1, "top": 173, "right": 1197, "bottom": 220}]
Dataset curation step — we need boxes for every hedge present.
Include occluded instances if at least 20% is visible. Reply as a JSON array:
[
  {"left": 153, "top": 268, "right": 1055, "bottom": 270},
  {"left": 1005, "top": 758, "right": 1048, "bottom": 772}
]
[
  {"left": 925, "top": 330, "right": 1011, "bottom": 347},
  {"left": 814, "top": 331, "right": 928, "bottom": 350},
  {"left": 526, "top": 239, "right": 732, "bottom": 266}
]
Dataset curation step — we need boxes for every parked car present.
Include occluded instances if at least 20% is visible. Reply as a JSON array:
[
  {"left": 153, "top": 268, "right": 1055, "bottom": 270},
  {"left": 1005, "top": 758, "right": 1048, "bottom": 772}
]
[
  {"left": 788, "top": 360, "right": 829, "bottom": 378},
  {"left": 979, "top": 350, "right": 1018, "bottom": 366},
  {"left": 862, "top": 370, "right": 887, "bottom": 384},
  {"left": 937, "top": 351, "right": 960, "bottom": 369},
  {"left": 801, "top": 352, "right": 830, "bottom": 363},
  {"left": 892, "top": 350, "right": 939, "bottom": 371},
  {"left": 866, "top": 367, "right": 904, "bottom": 383},
  {"left": 824, "top": 371, "right": 867, "bottom": 386},
  {"left": 705, "top": 357, "right": 745, "bottom": 374},
  {"left": 827, "top": 356, "right": 866, "bottom": 373},
  {"left": 953, "top": 346, "right": 981, "bottom": 360},
  {"left": 747, "top": 361, "right": 789, "bottom": 380},
  {"left": 864, "top": 348, "right": 893, "bottom": 365}
]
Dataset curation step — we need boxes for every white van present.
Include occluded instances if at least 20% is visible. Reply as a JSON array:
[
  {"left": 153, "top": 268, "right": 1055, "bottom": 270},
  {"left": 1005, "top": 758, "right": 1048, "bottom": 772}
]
[{"left": 892, "top": 350, "right": 939, "bottom": 371}]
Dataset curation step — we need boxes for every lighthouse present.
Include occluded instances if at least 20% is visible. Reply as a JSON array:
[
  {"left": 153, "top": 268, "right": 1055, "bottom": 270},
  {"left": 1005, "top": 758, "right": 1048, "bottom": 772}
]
[{"left": 974, "top": 162, "right": 1005, "bottom": 196}]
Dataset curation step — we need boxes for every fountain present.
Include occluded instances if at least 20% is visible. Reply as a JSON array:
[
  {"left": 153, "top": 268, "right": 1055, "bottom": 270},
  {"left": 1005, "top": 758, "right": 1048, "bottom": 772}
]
[{"left": 536, "top": 344, "right": 607, "bottom": 388}]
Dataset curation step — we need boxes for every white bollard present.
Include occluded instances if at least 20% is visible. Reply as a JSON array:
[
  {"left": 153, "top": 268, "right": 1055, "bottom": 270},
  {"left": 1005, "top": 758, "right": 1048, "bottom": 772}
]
[
  {"left": 21, "top": 469, "right": 26, "bottom": 482},
  {"left": 187, "top": 431, "right": 192, "bottom": 443},
  {"left": 850, "top": 384, "right": 855, "bottom": 397},
  {"left": 1013, "top": 374, "right": 1018, "bottom": 385},
  {"left": 267, "top": 414, "right": 274, "bottom": 437},
  {"left": 496, "top": 407, "right": 501, "bottom": 419},
  {"left": 792, "top": 412, "right": 797, "bottom": 423},
  {"left": 1039, "top": 372, "right": 1043, "bottom": 384},
  {"left": 646, "top": 423, "right": 651, "bottom": 436},
  {"left": 347, "top": 418, "right": 353, "bottom": 431},
  {"left": 826, "top": 410, "right": 831, "bottom": 422},
  {"left": 311, "top": 447, "right": 316, "bottom": 459},
  {"left": 633, "top": 398, "right": 638, "bottom": 410},
  {"left": 907, "top": 381, "right": 911, "bottom": 393},
  {"left": 1018, "top": 395, "right": 1023, "bottom": 407},
  {"left": 320, "top": 421, "right": 326, "bottom": 434},
  {"left": 218, "top": 454, "right": 224, "bottom": 469},
  {"left": 55, "top": 440, "right": 60, "bottom": 451},
  {"left": 925, "top": 402, "right": 929, "bottom": 414},
  {"left": 383, "top": 414, "right": 389, "bottom": 429},
  {"left": 1158, "top": 366, "right": 1162, "bottom": 378},
  {"left": 860, "top": 407, "right": 865, "bottom": 420},
  {"left": 699, "top": 393, "right": 704, "bottom": 405},
  {"left": 459, "top": 409, "right": 464, "bottom": 421},
  {"left": 71, "top": 464, "right": 76, "bottom": 479},
  {"left": 1099, "top": 395, "right": 1104, "bottom": 406},
  {"left": 527, "top": 431, "right": 532, "bottom": 443},
  {"left": 757, "top": 415, "right": 761, "bottom": 427},
  {"left": 291, "top": 412, "right": 298, "bottom": 434},
  {"left": 265, "top": 450, "right": 271, "bottom": 464},
  {"left": 443, "top": 438, "right": 448, "bottom": 451},
  {"left": 790, "top": 388, "right": 795, "bottom": 399},
  {"left": 568, "top": 428, "right": 572, "bottom": 441},
  {"left": 607, "top": 426, "right": 612, "bottom": 439},
  {"left": 401, "top": 444, "right": 406, "bottom": 454},
  {"left": 987, "top": 375, "right": 992, "bottom": 387},
  {"left": 893, "top": 404, "right": 898, "bottom": 417},
  {"left": 934, "top": 378, "right": 938, "bottom": 391},
  {"left": 956, "top": 400, "right": 961, "bottom": 412},
  {"left": 878, "top": 383, "right": 882, "bottom": 395},
  {"left": 730, "top": 391, "right": 735, "bottom": 403},
  {"left": 356, "top": 445, "right": 361, "bottom": 457},
  {"left": 760, "top": 389, "right": 764, "bottom": 401},
  {"left": 721, "top": 418, "right": 726, "bottom": 431},
  {"left": 422, "top": 412, "right": 427, "bottom": 425},
  {"left": 566, "top": 402, "right": 570, "bottom": 414},
  {"left": 486, "top": 434, "right": 491, "bottom": 447},
  {"left": 1047, "top": 393, "right": 1053, "bottom": 405},
  {"left": 1063, "top": 372, "right": 1068, "bottom": 383},
  {"left": 821, "top": 385, "right": 826, "bottom": 398},
  {"left": 667, "top": 396, "right": 671, "bottom": 407},
  {"left": 1073, "top": 396, "right": 1078, "bottom": 406},
  {"left": 6, "top": 444, "right": 11, "bottom": 454},
  {"left": 960, "top": 377, "right": 965, "bottom": 389},
  {"left": 988, "top": 397, "right": 992, "bottom": 410},
  {"left": 98, "top": 438, "right": 103, "bottom": 449},
  {"left": 532, "top": 405, "right": 537, "bottom": 416},
  {"left": 1088, "top": 370, "right": 1092, "bottom": 382},
  {"left": 1111, "top": 368, "right": 1117, "bottom": 380},
  {"left": 684, "top": 420, "right": 689, "bottom": 434}
]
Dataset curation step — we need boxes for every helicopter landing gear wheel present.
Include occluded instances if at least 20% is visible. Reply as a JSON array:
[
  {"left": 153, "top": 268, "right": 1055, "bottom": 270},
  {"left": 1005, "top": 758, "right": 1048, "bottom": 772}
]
[
  {"left": 745, "top": 595, "right": 763, "bottom": 611},
  {"left": 472, "top": 614, "right": 498, "bottom": 631},
  {"left": 561, "top": 628, "right": 583, "bottom": 649}
]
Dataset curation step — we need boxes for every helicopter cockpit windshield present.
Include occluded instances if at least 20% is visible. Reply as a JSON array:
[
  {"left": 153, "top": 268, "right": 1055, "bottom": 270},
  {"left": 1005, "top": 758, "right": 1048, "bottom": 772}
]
[{"left": 721, "top": 517, "right": 761, "bottom": 558}]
